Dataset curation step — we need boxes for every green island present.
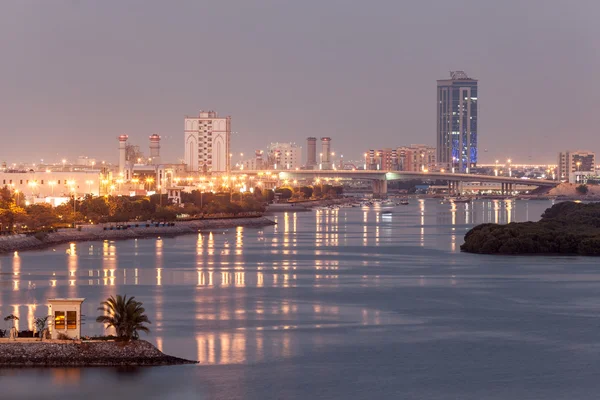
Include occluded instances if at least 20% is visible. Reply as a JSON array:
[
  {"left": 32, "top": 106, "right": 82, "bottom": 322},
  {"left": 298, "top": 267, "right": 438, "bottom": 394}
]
[{"left": 461, "top": 201, "right": 600, "bottom": 255}]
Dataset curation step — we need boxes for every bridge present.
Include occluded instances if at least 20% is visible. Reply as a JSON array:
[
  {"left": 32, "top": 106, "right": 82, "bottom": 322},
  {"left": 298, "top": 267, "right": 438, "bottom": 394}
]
[{"left": 233, "top": 170, "right": 558, "bottom": 196}]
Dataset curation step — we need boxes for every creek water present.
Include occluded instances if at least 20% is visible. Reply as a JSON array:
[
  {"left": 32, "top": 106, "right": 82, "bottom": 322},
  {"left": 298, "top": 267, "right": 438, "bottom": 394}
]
[{"left": 2, "top": 199, "right": 600, "bottom": 399}]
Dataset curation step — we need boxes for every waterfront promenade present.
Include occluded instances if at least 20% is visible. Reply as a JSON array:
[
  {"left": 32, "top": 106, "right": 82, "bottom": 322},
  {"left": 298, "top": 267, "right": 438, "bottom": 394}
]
[{"left": 0, "top": 216, "right": 275, "bottom": 254}]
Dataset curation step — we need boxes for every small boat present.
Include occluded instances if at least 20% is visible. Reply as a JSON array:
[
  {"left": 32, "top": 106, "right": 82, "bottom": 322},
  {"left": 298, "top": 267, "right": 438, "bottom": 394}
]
[
  {"left": 381, "top": 210, "right": 393, "bottom": 214},
  {"left": 449, "top": 196, "right": 471, "bottom": 203}
]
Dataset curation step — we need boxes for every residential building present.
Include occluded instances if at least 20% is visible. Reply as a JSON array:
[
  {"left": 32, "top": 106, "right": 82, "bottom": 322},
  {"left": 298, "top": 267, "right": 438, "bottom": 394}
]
[
  {"left": 266, "top": 142, "right": 302, "bottom": 170},
  {"left": 367, "top": 148, "right": 398, "bottom": 170},
  {"left": 396, "top": 144, "right": 436, "bottom": 172},
  {"left": 437, "top": 71, "right": 478, "bottom": 172},
  {"left": 558, "top": 150, "right": 596, "bottom": 183},
  {"left": 184, "top": 110, "right": 231, "bottom": 173}
]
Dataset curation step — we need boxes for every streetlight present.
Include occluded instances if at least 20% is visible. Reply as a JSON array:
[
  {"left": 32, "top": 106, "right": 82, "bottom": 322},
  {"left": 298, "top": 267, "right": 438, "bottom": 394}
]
[
  {"left": 507, "top": 159, "right": 512, "bottom": 177},
  {"left": 28, "top": 181, "right": 37, "bottom": 197},
  {"left": 49, "top": 181, "right": 56, "bottom": 196},
  {"left": 85, "top": 180, "right": 94, "bottom": 194}
]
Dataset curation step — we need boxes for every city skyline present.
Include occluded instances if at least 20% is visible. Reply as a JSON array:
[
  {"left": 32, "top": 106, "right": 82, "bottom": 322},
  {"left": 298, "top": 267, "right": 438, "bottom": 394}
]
[{"left": 2, "top": 1, "right": 599, "bottom": 165}]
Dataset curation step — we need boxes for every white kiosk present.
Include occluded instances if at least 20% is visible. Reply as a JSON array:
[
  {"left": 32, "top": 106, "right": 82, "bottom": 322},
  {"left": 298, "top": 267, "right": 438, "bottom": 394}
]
[{"left": 48, "top": 298, "right": 85, "bottom": 339}]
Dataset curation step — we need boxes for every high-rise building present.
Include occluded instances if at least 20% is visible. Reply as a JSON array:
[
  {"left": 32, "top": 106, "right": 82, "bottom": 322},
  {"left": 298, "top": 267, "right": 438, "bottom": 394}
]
[
  {"left": 558, "top": 150, "right": 596, "bottom": 183},
  {"left": 184, "top": 110, "right": 231, "bottom": 173},
  {"left": 437, "top": 71, "right": 478, "bottom": 172},
  {"left": 267, "top": 142, "right": 302, "bottom": 170}
]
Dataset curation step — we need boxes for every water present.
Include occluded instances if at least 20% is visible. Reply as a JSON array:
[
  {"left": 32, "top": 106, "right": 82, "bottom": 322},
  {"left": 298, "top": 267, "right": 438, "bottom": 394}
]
[{"left": 2, "top": 199, "right": 600, "bottom": 399}]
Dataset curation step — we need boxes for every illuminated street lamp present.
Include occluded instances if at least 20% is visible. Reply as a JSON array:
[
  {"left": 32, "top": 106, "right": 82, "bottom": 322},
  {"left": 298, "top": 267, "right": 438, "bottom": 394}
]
[
  {"left": 85, "top": 180, "right": 94, "bottom": 194},
  {"left": 28, "top": 181, "right": 37, "bottom": 196},
  {"left": 49, "top": 181, "right": 56, "bottom": 196}
]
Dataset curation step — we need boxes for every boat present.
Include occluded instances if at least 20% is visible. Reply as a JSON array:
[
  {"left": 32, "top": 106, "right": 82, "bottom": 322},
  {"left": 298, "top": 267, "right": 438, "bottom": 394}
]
[
  {"left": 381, "top": 210, "right": 393, "bottom": 214},
  {"left": 449, "top": 196, "right": 471, "bottom": 203}
]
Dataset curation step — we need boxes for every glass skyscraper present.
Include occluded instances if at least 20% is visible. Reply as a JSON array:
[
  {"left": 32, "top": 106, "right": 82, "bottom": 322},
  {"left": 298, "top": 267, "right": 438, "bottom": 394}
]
[{"left": 437, "top": 71, "right": 478, "bottom": 172}]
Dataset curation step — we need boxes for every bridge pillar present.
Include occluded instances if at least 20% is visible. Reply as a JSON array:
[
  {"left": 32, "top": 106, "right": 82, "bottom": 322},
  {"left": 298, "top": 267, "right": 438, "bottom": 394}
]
[{"left": 372, "top": 179, "right": 388, "bottom": 198}]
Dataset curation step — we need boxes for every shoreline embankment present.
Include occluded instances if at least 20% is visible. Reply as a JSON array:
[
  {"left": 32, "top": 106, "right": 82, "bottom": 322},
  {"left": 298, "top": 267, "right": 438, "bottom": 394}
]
[
  {"left": 0, "top": 216, "right": 275, "bottom": 255},
  {"left": 0, "top": 340, "right": 196, "bottom": 367}
]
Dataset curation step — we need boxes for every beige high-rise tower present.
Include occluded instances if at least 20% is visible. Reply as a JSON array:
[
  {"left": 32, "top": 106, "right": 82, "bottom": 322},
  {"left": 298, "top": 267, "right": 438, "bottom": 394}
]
[{"left": 184, "top": 110, "right": 231, "bottom": 173}]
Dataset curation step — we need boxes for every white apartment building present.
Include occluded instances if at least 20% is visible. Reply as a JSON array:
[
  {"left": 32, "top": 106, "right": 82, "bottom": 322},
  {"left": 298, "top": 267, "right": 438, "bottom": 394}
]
[
  {"left": 267, "top": 142, "right": 302, "bottom": 170},
  {"left": 558, "top": 150, "right": 596, "bottom": 183},
  {"left": 0, "top": 171, "right": 102, "bottom": 198},
  {"left": 184, "top": 111, "right": 231, "bottom": 173}
]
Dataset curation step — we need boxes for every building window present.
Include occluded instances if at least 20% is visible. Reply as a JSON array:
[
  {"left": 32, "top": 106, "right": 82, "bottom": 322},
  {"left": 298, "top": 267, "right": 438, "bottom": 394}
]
[
  {"left": 55, "top": 311, "right": 66, "bottom": 330},
  {"left": 67, "top": 311, "right": 77, "bottom": 330},
  {"left": 20, "top": 180, "right": 23, "bottom": 184},
  {"left": 58, "top": 180, "right": 61, "bottom": 184}
]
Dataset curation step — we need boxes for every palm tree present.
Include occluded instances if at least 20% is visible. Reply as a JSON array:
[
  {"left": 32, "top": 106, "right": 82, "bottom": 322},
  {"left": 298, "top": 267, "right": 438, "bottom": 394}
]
[{"left": 96, "top": 295, "right": 151, "bottom": 341}]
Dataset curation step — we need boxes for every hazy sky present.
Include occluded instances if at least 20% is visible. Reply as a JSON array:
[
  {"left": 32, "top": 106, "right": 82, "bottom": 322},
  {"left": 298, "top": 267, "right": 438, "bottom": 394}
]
[{"left": 1, "top": 0, "right": 599, "bottom": 165}]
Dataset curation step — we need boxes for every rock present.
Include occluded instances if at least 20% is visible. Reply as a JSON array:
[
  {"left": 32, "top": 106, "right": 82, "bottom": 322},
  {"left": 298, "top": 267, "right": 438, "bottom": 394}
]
[{"left": 0, "top": 340, "right": 196, "bottom": 367}]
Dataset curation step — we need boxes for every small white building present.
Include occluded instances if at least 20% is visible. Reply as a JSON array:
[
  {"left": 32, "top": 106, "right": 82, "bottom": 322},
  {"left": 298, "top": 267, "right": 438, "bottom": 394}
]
[{"left": 48, "top": 298, "right": 85, "bottom": 340}]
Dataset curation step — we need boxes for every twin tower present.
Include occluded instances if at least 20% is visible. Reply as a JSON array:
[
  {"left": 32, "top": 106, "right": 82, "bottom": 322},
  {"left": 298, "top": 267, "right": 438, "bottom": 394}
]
[{"left": 306, "top": 137, "right": 332, "bottom": 170}]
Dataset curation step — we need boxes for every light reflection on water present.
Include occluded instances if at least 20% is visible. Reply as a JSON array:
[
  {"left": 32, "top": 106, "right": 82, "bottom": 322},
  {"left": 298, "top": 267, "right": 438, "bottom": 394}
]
[{"left": 4, "top": 199, "right": 600, "bottom": 399}]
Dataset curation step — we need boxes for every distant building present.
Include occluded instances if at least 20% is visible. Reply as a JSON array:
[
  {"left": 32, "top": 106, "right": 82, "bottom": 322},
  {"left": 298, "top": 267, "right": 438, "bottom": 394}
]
[
  {"left": 367, "top": 148, "right": 398, "bottom": 170},
  {"left": 239, "top": 150, "right": 265, "bottom": 171},
  {"left": 266, "top": 142, "right": 302, "bottom": 170},
  {"left": 0, "top": 170, "right": 102, "bottom": 198},
  {"left": 398, "top": 144, "right": 437, "bottom": 172},
  {"left": 437, "top": 71, "right": 478, "bottom": 172},
  {"left": 306, "top": 137, "right": 317, "bottom": 169},
  {"left": 184, "top": 110, "right": 231, "bottom": 173},
  {"left": 558, "top": 150, "right": 596, "bottom": 183}
]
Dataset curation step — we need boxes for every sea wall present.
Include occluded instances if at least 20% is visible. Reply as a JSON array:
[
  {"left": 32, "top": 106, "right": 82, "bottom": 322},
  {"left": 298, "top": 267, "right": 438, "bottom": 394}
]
[
  {"left": 0, "top": 340, "right": 195, "bottom": 367},
  {"left": 0, "top": 216, "right": 275, "bottom": 255}
]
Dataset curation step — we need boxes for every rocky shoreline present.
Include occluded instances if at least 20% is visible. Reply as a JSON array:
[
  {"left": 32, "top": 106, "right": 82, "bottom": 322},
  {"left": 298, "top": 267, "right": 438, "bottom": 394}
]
[
  {"left": 0, "top": 216, "right": 275, "bottom": 255},
  {"left": 0, "top": 340, "right": 196, "bottom": 367}
]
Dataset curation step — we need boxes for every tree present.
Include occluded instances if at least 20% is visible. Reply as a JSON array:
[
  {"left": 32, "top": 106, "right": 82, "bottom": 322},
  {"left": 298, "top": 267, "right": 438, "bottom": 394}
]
[
  {"left": 576, "top": 184, "right": 589, "bottom": 195},
  {"left": 275, "top": 187, "right": 293, "bottom": 200},
  {"left": 312, "top": 185, "right": 322, "bottom": 198},
  {"left": 3, "top": 314, "right": 19, "bottom": 329},
  {"left": 299, "top": 186, "right": 313, "bottom": 199},
  {"left": 0, "top": 205, "right": 27, "bottom": 232},
  {"left": 96, "top": 295, "right": 151, "bottom": 341},
  {"left": 25, "top": 204, "right": 59, "bottom": 230},
  {"left": 262, "top": 189, "right": 275, "bottom": 203},
  {"left": 34, "top": 316, "right": 51, "bottom": 339}
]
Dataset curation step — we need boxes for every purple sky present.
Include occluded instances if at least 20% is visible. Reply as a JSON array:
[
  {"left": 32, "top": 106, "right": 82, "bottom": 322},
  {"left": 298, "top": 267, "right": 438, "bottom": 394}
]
[{"left": 1, "top": 0, "right": 599, "bottom": 165}]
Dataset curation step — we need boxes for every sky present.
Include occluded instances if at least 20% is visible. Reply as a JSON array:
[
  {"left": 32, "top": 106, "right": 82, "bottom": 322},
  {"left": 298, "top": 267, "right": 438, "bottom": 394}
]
[{"left": 1, "top": 0, "right": 599, "bottom": 166}]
